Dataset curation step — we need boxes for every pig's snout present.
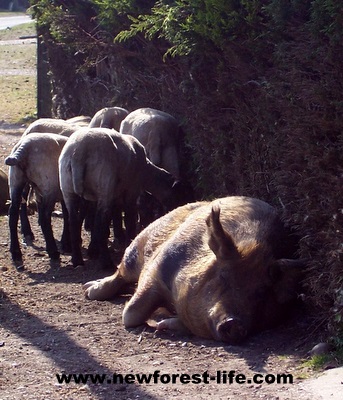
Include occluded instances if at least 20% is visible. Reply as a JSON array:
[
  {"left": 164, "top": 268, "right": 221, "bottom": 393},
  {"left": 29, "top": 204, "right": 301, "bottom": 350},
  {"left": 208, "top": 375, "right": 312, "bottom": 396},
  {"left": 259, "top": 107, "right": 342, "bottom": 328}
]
[{"left": 216, "top": 317, "right": 247, "bottom": 344}]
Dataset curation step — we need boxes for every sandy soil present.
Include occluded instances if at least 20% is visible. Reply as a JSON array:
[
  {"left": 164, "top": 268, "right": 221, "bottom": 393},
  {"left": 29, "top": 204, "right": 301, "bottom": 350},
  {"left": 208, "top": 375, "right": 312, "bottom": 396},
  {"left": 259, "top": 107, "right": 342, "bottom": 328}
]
[{"left": 1, "top": 126, "right": 340, "bottom": 400}]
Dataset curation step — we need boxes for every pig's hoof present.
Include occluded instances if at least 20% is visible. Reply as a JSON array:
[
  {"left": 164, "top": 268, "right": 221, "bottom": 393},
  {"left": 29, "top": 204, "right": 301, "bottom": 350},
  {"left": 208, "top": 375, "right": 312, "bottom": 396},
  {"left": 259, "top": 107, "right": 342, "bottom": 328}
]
[
  {"left": 84, "top": 280, "right": 102, "bottom": 300},
  {"left": 156, "top": 317, "right": 188, "bottom": 334}
]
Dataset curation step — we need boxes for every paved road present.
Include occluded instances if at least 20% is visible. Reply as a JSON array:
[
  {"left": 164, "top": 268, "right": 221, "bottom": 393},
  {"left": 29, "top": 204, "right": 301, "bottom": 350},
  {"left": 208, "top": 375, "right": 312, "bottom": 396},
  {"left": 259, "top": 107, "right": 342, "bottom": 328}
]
[
  {"left": 301, "top": 366, "right": 343, "bottom": 400},
  {"left": 0, "top": 15, "right": 32, "bottom": 30}
]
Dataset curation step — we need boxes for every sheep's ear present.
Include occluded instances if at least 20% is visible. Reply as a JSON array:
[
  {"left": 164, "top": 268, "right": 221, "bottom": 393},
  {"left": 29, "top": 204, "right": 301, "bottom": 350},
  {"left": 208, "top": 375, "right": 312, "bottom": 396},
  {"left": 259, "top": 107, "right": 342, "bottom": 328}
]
[{"left": 206, "top": 205, "right": 238, "bottom": 260}]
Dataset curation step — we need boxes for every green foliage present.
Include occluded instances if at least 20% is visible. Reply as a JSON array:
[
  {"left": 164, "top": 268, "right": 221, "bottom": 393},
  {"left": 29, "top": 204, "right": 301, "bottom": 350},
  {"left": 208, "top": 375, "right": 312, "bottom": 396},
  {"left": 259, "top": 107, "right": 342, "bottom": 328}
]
[
  {"left": 91, "top": 0, "right": 155, "bottom": 33},
  {"left": 116, "top": 0, "right": 267, "bottom": 57},
  {"left": 302, "top": 342, "right": 343, "bottom": 370},
  {"left": 302, "top": 354, "right": 332, "bottom": 371},
  {"left": 331, "top": 285, "right": 343, "bottom": 349},
  {"left": 263, "top": 0, "right": 343, "bottom": 45},
  {"left": 29, "top": 0, "right": 63, "bottom": 33},
  {"left": 29, "top": 1, "right": 98, "bottom": 44},
  {"left": 310, "top": 0, "right": 343, "bottom": 43},
  {"left": 263, "top": 0, "right": 312, "bottom": 27},
  {"left": 114, "top": 0, "right": 343, "bottom": 57},
  {"left": 91, "top": 0, "right": 132, "bottom": 31},
  {"left": 29, "top": 1, "right": 343, "bottom": 56}
]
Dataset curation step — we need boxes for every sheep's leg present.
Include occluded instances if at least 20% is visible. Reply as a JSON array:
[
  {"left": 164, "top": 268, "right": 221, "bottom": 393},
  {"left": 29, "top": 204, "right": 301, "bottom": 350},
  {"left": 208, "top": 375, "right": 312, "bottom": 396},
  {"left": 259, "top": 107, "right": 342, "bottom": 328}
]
[
  {"left": 88, "top": 202, "right": 109, "bottom": 260},
  {"left": 60, "top": 199, "right": 71, "bottom": 253},
  {"left": 38, "top": 197, "right": 59, "bottom": 260},
  {"left": 84, "top": 201, "right": 96, "bottom": 232},
  {"left": 19, "top": 183, "right": 34, "bottom": 242},
  {"left": 8, "top": 185, "right": 25, "bottom": 262},
  {"left": 124, "top": 202, "right": 138, "bottom": 245},
  {"left": 112, "top": 207, "right": 125, "bottom": 248},
  {"left": 67, "top": 194, "right": 84, "bottom": 267},
  {"left": 89, "top": 207, "right": 112, "bottom": 269}
]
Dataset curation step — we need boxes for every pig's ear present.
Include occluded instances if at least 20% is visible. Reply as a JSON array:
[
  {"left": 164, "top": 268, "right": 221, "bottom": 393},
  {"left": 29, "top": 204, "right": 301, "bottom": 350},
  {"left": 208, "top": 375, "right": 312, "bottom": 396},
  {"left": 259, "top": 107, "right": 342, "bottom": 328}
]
[{"left": 206, "top": 205, "right": 238, "bottom": 260}]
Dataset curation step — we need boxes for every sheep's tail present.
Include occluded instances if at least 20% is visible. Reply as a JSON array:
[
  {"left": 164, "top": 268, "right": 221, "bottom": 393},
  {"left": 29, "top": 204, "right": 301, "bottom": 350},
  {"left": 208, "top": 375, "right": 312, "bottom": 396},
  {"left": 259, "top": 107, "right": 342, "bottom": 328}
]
[{"left": 5, "top": 143, "right": 26, "bottom": 166}]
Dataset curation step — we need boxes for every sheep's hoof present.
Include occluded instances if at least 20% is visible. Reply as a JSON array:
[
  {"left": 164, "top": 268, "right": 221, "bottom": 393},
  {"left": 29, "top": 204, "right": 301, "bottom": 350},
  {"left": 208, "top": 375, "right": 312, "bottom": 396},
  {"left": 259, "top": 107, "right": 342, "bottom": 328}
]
[
  {"left": 11, "top": 255, "right": 24, "bottom": 271},
  {"left": 11, "top": 251, "right": 23, "bottom": 263},
  {"left": 15, "top": 263, "right": 25, "bottom": 271},
  {"left": 87, "top": 245, "right": 99, "bottom": 259},
  {"left": 72, "top": 257, "right": 84, "bottom": 268},
  {"left": 23, "top": 233, "right": 35, "bottom": 245}
]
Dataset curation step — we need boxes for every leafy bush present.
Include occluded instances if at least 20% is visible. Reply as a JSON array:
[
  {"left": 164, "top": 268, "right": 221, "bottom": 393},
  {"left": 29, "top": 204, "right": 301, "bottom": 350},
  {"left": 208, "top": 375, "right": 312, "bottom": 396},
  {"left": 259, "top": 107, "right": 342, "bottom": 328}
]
[
  {"left": 116, "top": 0, "right": 268, "bottom": 57},
  {"left": 310, "top": 0, "right": 343, "bottom": 43}
]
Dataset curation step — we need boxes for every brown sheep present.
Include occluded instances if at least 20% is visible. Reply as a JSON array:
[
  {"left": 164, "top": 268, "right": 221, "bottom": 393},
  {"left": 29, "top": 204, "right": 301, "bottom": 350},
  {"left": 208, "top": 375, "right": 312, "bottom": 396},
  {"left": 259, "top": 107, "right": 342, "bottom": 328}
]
[
  {"left": 5, "top": 133, "right": 69, "bottom": 263},
  {"left": 66, "top": 115, "right": 91, "bottom": 126},
  {"left": 59, "top": 128, "right": 192, "bottom": 269},
  {"left": 120, "top": 107, "right": 181, "bottom": 179},
  {"left": 0, "top": 169, "right": 9, "bottom": 215},
  {"left": 120, "top": 108, "right": 193, "bottom": 228},
  {"left": 22, "top": 118, "right": 81, "bottom": 138},
  {"left": 12, "top": 118, "right": 83, "bottom": 247},
  {"left": 89, "top": 107, "right": 129, "bottom": 131}
]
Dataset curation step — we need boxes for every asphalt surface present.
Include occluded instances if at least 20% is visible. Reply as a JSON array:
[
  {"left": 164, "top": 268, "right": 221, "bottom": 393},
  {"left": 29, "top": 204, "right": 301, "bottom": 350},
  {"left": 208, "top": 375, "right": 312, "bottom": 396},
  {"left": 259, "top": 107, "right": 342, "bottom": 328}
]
[
  {"left": 0, "top": 14, "right": 32, "bottom": 30},
  {"left": 301, "top": 366, "right": 343, "bottom": 399}
]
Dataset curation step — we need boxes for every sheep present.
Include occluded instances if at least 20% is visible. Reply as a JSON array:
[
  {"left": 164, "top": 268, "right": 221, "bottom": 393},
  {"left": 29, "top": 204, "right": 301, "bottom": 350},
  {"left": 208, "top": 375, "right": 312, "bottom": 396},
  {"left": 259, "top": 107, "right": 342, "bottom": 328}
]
[
  {"left": 119, "top": 107, "right": 181, "bottom": 179},
  {"left": 22, "top": 118, "right": 81, "bottom": 138},
  {"left": 88, "top": 107, "right": 129, "bottom": 131},
  {"left": 0, "top": 169, "right": 9, "bottom": 215},
  {"left": 59, "top": 127, "right": 191, "bottom": 269},
  {"left": 66, "top": 115, "right": 91, "bottom": 126},
  {"left": 5, "top": 133, "right": 69, "bottom": 263},
  {"left": 120, "top": 107, "right": 193, "bottom": 227},
  {"left": 13, "top": 118, "right": 83, "bottom": 244}
]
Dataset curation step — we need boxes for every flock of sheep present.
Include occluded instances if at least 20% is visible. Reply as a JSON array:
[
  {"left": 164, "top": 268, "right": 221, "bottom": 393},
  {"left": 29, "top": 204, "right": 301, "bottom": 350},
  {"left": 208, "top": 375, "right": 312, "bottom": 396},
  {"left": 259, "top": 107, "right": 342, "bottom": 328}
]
[{"left": 3, "top": 107, "right": 193, "bottom": 269}]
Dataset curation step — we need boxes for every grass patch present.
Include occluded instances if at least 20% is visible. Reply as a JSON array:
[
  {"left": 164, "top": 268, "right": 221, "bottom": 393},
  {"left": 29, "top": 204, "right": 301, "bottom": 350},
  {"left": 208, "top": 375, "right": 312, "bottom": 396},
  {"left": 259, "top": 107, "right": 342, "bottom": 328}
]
[
  {"left": 0, "top": 75, "right": 36, "bottom": 123},
  {"left": 0, "top": 43, "right": 36, "bottom": 70},
  {"left": 299, "top": 347, "right": 343, "bottom": 377},
  {"left": 0, "top": 21, "right": 35, "bottom": 41},
  {"left": 302, "top": 354, "right": 333, "bottom": 371},
  {"left": 0, "top": 22, "right": 37, "bottom": 124}
]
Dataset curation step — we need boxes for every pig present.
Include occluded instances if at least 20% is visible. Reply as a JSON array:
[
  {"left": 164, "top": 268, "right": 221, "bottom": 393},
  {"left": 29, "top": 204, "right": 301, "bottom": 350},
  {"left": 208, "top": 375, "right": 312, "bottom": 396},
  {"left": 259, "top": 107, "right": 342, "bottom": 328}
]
[{"left": 84, "top": 196, "right": 304, "bottom": 344}]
